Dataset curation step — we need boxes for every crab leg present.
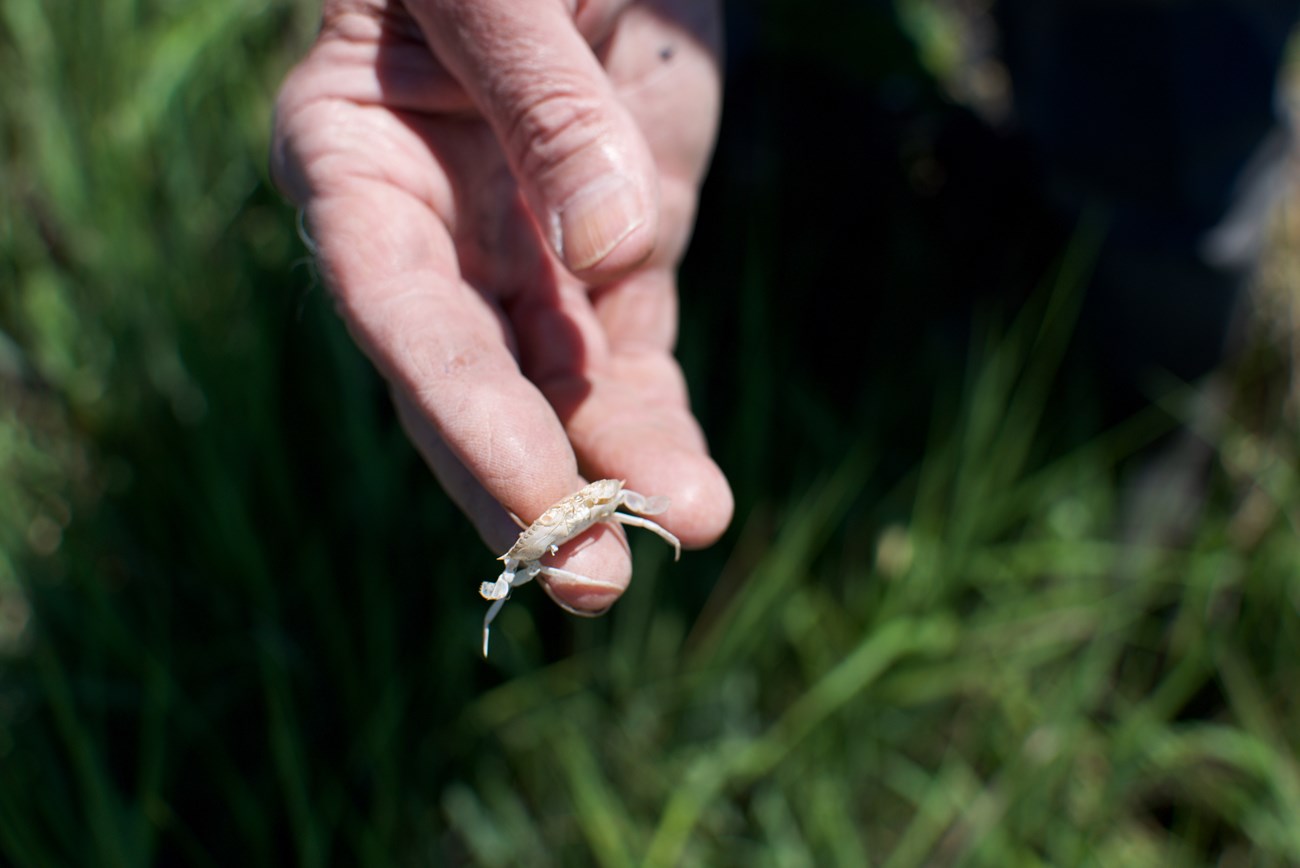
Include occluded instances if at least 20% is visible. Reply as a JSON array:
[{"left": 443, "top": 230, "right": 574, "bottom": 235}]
[
  {"left": 481, "top": 595, "right": 509, "bottom": 657},
  {"left": 611, "top": 513, "right": 681, "bottom": 560}
]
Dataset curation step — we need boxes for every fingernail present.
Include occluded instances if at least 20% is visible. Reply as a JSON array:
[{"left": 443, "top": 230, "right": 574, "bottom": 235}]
[{"left": 553, "top": 176, "right": 646, "bottom": 272}]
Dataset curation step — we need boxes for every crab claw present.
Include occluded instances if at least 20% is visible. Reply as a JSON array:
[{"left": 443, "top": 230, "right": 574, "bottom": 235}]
[{"left": 479, "top": 575, "right": 512, "bottom": 600}]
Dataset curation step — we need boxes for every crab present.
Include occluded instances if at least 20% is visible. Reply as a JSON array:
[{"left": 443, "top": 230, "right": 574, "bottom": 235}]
[{"left": 479, "top": 479, "right": 681, "bottom": 656}]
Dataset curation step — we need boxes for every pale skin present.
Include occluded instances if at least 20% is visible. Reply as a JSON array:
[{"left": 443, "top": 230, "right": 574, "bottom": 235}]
[{"left": 272, "top": 0, "right": 733, "bottom": 615}]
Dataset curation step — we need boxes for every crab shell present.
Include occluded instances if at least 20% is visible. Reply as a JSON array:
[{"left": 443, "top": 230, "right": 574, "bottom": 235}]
[{"left": 499, "top": 479, "right": 626, "bottom": 564}]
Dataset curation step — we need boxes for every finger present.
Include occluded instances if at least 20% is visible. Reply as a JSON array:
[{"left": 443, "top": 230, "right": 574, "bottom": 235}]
[
  {"left": 509, "top": 265, "right": 733, "bottom": 549},
  {"left": 550, "top": 2, "right": 730, "bottom": 544},
  {"left": 548, "top": 346, "right": 734, "bottom": 550},
  {"left": 408, "top": 0, "right": 660, "bottom": 278},
  {"left": 391, "top": 391, "right": 521, "bottom": 553}
]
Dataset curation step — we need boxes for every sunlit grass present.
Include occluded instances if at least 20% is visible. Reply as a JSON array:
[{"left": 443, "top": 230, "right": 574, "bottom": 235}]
[{"left": 4, "top": 0, "right": 1300, "bottom": 865}]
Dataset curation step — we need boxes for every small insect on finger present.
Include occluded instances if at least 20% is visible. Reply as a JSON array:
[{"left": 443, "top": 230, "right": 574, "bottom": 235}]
[{"left": 478, "top": 479, "right": 680, "bottom": 657}]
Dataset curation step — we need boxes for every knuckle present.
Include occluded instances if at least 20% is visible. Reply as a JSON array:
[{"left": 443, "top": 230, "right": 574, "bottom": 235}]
[{"left": 502, "top": 82, "right": 615, "bottom": 181}]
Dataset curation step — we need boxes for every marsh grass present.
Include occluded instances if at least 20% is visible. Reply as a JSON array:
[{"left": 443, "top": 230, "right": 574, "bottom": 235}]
[{"left": 3, "top": 0, "right": 1300, "bottom": 865}]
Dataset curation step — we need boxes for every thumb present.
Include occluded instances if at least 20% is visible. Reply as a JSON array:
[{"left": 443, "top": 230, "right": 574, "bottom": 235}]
[{"left": 411, "top": 0, "right": 658, "bottom": 277}]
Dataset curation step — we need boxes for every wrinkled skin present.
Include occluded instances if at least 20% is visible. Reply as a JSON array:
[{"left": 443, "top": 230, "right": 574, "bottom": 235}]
[{"left": 272, "top": 0, "right": 733, "bottom": 615}]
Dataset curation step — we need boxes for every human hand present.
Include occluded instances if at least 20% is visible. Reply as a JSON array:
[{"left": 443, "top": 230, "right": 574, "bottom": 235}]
[{"left": 272, "top": 0, "right": 733, "bottom": 615}]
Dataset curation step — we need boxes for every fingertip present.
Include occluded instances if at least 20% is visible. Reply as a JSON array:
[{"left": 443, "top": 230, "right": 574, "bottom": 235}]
[
  {"left": 640, "top": 453, "right": 734, "bottom": 549},
  {"left": 538, "top": 522, "right": 632, "bottom": 614}
]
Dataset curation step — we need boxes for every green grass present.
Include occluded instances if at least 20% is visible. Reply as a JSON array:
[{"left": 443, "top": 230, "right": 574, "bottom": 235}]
[{"left": 4, "top": 1, "right": 1300, "bottom": 865}]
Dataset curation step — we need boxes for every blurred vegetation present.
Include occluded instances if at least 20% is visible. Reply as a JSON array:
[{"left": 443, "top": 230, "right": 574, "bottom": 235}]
[{"left": 3, "top": 0, "right": 1300, "bottom": 865}]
